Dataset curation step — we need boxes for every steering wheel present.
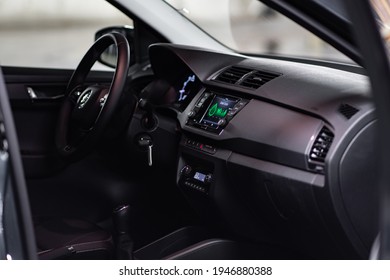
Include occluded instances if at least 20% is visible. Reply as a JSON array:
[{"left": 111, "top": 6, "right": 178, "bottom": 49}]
[{"left": 56, "top": 32, "right": 131, "bottom": 159}]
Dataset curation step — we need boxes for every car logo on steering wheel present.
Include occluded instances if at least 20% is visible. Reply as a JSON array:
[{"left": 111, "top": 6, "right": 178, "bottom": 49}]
[{"left": 78, "top": 90, "right": 92, "bottom": 109}]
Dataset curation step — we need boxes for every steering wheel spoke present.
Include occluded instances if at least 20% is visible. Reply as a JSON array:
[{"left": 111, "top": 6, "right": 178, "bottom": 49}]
[
  {"left": 68, "top": 88, "right": 83, "bottom": 105},
  {"left": 99, "top": 93, "right": 109, "bottom": 108}
]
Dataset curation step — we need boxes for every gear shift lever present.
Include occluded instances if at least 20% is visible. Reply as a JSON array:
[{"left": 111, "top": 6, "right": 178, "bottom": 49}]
[
  {"left": 113, "top": 205, "right": 131, "bottom": 234},
  {"left": 113, "top": 205, "right": 133, "bottom": 259}
]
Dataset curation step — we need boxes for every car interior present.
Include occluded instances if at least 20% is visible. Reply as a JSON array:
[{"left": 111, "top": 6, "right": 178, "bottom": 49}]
[{"left": 0, "top": 0, "right": 380, "bottom": 260}]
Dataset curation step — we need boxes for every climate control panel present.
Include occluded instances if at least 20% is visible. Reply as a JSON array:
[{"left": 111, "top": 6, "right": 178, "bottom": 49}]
[{"left": 179, "top": 164, "right": 213, "bottom": 195}]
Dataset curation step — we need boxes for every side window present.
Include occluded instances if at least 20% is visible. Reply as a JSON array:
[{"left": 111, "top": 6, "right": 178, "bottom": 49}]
[{"left": 0, "top": 0, "right": 132, "bottom": 69}]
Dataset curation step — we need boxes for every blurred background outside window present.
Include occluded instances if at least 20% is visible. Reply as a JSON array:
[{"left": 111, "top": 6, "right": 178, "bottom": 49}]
[
  {"left": 0, "top": 0, "right": 130, "bottom": 69},
  {"left": 165, "top": 0, "right": 352, "bottom": 63}
]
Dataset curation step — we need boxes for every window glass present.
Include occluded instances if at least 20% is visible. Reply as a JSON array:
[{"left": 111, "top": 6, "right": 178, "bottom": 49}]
[
  {"left": 0, "top": 0, "right": 132, "bottom": 69},
  {"left": 165, "top": 0, "right": 352, "bottom": 63}
]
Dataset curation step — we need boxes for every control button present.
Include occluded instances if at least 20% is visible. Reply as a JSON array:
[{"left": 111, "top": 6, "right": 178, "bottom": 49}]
[
  {"left": 201, "top": 144, "right": 217, "bottom": 154},
  {"left": 204, "top": 174, "right": 213, "bottom": 184},
  {"left": 185, "top": 138, "right": 217, "bottom": 154},
  {"left": 181, "top": 165, "right": 192, "bottom": 176},
  {"left": 217, "top": 118, "right": 227, "bottom": 126},
  {"left": 238, "top": 101, "right": 247, "bottom": 107},
  {"left": 196, "top": 94, "right": 210, "bottom": 108},
  {"left": 188, "top": 111, "right": 196, "bottom": 118},
  {"left": 227, "top": 108, "right": 238, "bottom": 117}
]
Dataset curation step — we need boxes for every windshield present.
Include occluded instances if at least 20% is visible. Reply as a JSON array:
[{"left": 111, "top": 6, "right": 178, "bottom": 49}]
[{"left": 164, "top": 0, "right": 352, "bottom": 63}]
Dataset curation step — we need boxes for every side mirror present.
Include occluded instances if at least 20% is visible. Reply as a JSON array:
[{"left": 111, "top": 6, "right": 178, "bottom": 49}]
[{"left": 95, "top": 26, "right": 135, "bottom": 68}]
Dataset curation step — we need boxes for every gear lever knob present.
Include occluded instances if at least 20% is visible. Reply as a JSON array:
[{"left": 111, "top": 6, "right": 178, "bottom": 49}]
[{"left": 113, "top": 204, "right": 131, "bottom": 235}]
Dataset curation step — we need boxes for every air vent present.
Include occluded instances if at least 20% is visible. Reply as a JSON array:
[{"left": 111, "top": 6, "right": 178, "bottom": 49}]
[
  {"left": 338, "top": 103, "right": 359, "bottom": 119},
  {"left": 309, "top": 127, "right": 334, "bottom": 164},
  {"left": 239, "top": 70, "right": 280, "bottom": 89},
  {"left": 214, "top": 66, "right": 252, "bottom": 84}
]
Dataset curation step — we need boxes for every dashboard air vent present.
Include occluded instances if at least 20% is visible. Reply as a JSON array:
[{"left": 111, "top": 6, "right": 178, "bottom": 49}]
[
  {"left": 240, "top": 70, "right": 280, "bottom": 89},
  {"left": 309, "top": 127, "right": 334, "bottom": 164},
  {"left": 338, "top": 103, "right": 359, "bottom": 119},
  {"left": 214, "top": 66, "right": 252, "bottom": 85}
]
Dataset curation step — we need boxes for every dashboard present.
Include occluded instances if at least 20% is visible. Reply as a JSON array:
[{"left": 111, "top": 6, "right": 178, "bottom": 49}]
[{"left": 132, "top": 43, "right": 378, "bottom": 259}]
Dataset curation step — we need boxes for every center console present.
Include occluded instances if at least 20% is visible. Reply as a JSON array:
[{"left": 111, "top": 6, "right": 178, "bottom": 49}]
[
  {"left": 177, "top": 90, "right": 249, "bottom": 201},
  {"left": 176, "top": 90, "right": 251, "bottom": 229}
]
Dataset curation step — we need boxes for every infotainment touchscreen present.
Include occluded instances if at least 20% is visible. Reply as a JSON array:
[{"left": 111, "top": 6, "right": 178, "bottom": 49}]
[
  {"left": 201, "top": 95, "right": 239, "bottom": 126},
  {"left": 186, "top": 91, "right": 248, "bottom": 133}
]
